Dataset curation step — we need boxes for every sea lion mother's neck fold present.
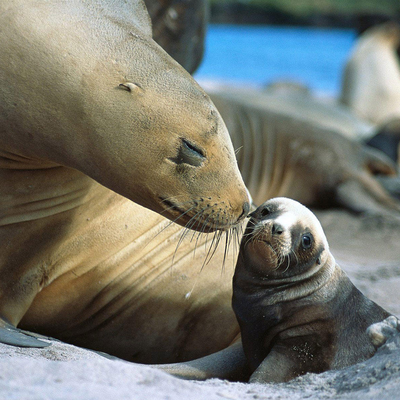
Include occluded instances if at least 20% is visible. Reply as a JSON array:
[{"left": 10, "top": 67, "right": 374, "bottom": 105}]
[{"left": 0, "top": 158, "right": 100, "bottom": 226}]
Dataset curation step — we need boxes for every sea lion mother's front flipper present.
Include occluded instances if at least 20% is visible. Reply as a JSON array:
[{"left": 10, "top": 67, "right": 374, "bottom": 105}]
[{"left": 0, "top": 318, "right": 50, "bottom": 348}]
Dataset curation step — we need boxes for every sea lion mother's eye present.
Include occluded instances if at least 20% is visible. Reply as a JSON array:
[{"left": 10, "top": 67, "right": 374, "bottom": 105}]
[
  {"left": 170, "top": 139, "right": 206, "bottom": 167},
  {"left": 301, "top": 234, "right": 312, "bottom": 249}
]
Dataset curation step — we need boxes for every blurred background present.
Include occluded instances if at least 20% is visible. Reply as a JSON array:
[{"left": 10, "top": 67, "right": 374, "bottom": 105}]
[{"left": 194, "top": 0, "right": 400, "bottom": 96}]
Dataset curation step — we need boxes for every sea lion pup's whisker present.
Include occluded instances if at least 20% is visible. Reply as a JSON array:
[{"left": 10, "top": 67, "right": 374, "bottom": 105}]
[
  {"left": 281, "top": 255, "right": 291, "bottom": 274},
  {"left": 293, "top": 251, "right": 299, "bottom": 268}
]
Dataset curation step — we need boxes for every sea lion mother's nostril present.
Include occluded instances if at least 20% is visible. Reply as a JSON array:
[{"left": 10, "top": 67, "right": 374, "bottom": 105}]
[
  {"left": 272, "top": 223, "right": 284, "bottom": 235},
  {"left": 238, "top": 202, "right": 250, "bottom": 221}
]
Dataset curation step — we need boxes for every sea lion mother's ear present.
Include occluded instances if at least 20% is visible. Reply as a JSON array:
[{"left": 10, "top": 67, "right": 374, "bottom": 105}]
[{"left": 118, "top": 82, "right": 144, "bottom": 94}]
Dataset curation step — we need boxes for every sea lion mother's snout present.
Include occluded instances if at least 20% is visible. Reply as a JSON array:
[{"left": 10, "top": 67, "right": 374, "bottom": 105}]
[{"left": 238, "top": 201, "right": 250, "bottom": 222}]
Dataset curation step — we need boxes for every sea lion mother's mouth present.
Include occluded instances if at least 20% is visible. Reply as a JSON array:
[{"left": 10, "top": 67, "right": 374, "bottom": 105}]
[{"left": 159, "top": 197, "right": 187, "bottom": 216}]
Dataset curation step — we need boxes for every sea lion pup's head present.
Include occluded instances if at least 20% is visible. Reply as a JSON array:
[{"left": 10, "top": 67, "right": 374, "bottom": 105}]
[{"left": 240, "top": 197, "right": 334, "bottom": 280}]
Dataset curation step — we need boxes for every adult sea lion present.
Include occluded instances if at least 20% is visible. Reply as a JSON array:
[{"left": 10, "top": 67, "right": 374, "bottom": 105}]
[
  {"left": 0, "top": 0, "right": 250, "bottom": 358},
  {"left": 232, "top": 197, "right": 396, "bottom": 383},
  {"left": 340, "top": 22, "right": 400, "bottom": 125},
  {"left": 209, "top": 88, "right": 400, "bottom": 215},
  {"left": 144, "top": 0, "right": 208, "bottom": 74},
  {"left": 262, "top": 81, "right": 400, "bottom": 168}
]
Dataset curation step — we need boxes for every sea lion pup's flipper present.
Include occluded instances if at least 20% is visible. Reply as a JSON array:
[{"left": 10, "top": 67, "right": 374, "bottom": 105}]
[
  {"left": 153, "top": 341, "right": 250, "bottom": 381},
  {"left": 367, "top": 316, "right": 400, "bottom": 348},
  {"left": 249, "top": 345, "right": 306, "bottom": 384},
  {"left": 0, "top": 318, "right": 50, "bottom": 348}
]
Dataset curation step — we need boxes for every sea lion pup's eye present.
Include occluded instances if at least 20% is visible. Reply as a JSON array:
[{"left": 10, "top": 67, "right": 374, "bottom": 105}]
[{"left": 301, "top": 234, "right": 312, "bottom": 249}]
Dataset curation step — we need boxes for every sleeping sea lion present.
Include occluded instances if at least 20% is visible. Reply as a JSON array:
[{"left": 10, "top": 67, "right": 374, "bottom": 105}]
[
  {"left": 209, "top": 88, "right": 400, "bottom": 215},
  {"left": 232, "top": 197, "right": 396, "bottom": 383}
]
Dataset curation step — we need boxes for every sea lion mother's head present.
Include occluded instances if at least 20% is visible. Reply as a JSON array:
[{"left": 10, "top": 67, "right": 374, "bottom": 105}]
[
  {"left": 0, "top": 0, "right": 250, "bottom": 230},
  {"left": 240, "top": 198, "right": 333, "bottom": 279}
]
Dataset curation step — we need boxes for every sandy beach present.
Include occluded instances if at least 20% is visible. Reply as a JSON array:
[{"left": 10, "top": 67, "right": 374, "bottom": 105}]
[{"left": 1, "top": 209, "right": 399, "bottom": 400}]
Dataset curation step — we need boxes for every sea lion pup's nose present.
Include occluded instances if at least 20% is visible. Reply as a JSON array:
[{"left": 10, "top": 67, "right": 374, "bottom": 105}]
[
  {"left": 238, "top": 202, "right": 250, "bottom": 221},
  {"left": 248, "top": 203, "right": 270, "bottom": 221},
  {"left": 271, "top": 223, "right": 284, "bottom": 235}
]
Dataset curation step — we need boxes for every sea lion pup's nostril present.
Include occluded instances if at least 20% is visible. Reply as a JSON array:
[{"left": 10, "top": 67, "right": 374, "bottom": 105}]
[{"left": 271, "top": 223, "right": 283, "bottom": 235}]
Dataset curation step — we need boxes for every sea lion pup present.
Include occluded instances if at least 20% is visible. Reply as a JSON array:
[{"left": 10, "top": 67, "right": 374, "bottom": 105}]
[
  {"left": 340, "top": 22, "right": 400, "bottom": 126},
  {"left": 232, "top": 197, "right": 395, "bottom": 383}
]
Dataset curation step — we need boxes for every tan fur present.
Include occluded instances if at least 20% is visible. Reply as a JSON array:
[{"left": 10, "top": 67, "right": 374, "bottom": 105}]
[
  {"left": 0, "top": 0, "right": 249, "bottom": 362},
  {"left": 341, "top": 22, "right": 400, "bottom": 124}
]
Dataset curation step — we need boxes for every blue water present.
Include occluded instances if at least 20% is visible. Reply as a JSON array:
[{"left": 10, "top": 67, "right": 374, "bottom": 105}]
[{"left": 195, "top": 25, "right": 357, "bottom": 95}]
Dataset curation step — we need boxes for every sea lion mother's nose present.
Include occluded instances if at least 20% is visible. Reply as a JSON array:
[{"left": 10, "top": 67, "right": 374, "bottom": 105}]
[{"left": 238, "top": 202, "right": 250, "bottom": 221}]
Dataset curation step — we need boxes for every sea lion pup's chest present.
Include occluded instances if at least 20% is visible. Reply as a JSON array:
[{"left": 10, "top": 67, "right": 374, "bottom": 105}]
[{"left": 232, "top": 197, "right": 392, "bottom": 383}]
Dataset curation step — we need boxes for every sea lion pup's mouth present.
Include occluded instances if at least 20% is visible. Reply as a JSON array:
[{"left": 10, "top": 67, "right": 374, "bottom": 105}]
[
  {"left": 241, "top": 197, "right": 330, "bottom": 279},
  {"left": 244, "top": 219, "right": 290, "bottom": 273},
  {"left": 159, "top": 197, "right": 249, "bottom": 232}
]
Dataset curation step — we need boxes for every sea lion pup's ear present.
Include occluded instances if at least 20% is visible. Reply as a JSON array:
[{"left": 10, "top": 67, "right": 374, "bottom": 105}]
[{"left": 118, "top": 82, "right": 144, "bottom": 94}]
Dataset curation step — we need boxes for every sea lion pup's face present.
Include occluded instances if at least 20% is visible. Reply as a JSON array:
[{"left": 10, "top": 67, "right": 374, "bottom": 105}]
[{"left": 240, "top": 197, "right": 332, "bottom": 279}]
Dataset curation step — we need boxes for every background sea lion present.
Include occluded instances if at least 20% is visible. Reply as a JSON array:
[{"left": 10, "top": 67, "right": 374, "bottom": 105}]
[
  {"left": 340, "top": 22, "right": 400, "bottom": 126},
  {"left": 209, "top": 88, "right": 400, "bottom": 215},
  {"left": 233, "top": 197, "right": 395, "bottom": 383},
  {"left": 340, "top": 22, "right": 400, "bottom": 167},
  {"left": 144, "top": 0, "right": 208, "bottom": 74}
]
